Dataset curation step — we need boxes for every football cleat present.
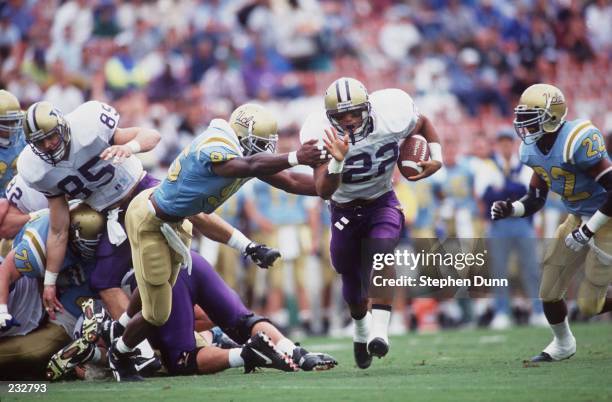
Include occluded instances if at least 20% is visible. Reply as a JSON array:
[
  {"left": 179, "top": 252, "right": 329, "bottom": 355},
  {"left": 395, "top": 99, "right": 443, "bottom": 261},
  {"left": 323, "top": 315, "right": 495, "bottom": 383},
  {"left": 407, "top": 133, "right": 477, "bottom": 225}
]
[
  {"left": 531, "top": 336, "right": 576, "bottom": 362},
  {"left": 80, "top": 298, "right": 102, "bottom": 343},
  {"left": 100, "top": 319, "right": 125, "bottom": 348},
  {"left": 292, "top": 346, "right": 338, "bottom": 371},
  {"left": 46, "top": 338, "right": 95, "bottom": 381},
  {"left": 108, "top": 340, "right": 143, "bottom": 382},
  {"left": 240, "top": 332, "right": 298, "bottom": 373},
  {"left": 133, "top": 341, "right": 162, "bottom": 377},
  {"left": 353, "top": 342, "right": 372, "bottom": 369},
  {"left": 367, "top": 337, "right": 389, "bottom": 358}
]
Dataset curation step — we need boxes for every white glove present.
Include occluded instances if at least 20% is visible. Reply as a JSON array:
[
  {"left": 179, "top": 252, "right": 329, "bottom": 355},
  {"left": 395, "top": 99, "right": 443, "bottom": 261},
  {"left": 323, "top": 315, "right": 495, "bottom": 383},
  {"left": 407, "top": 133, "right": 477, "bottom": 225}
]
[
  {"left": 565, "top": 224, "right": 593, "bottom": 252},
  {"left": 0, "top": 304, "right": 17, "bottom": 330}
]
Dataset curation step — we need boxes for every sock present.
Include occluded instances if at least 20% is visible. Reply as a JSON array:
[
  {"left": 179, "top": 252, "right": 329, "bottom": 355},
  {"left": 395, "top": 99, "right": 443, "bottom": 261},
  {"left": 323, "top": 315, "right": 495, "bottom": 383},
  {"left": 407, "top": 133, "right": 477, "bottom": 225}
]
[
  {"left": 118, "top": 312, "right": 130, "bottom": 328},
  {"left": 353, "top": 312, "right": 371, "bottom": 343},
  {"left": 228, "top": 348, "right": 244, "bottom": 368},
  {"left": 116, "top": 337, "right": 134, "bottom": 353},
  {"left": 550, "top": 317, "right": 574, "bottom": 344},
  {"left": 276, "top": 338, "right": 298, "bottom": 357},
  {"left": 368, "top": 304, "right": 391, "bottom": 344}
]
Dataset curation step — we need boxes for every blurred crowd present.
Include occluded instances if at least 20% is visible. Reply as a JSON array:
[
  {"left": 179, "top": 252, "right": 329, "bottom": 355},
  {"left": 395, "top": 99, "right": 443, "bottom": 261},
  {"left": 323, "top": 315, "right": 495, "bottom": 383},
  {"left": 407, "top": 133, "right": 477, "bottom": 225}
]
[{"left": 1, "top": 0, "right": 611, "bottom": 336}]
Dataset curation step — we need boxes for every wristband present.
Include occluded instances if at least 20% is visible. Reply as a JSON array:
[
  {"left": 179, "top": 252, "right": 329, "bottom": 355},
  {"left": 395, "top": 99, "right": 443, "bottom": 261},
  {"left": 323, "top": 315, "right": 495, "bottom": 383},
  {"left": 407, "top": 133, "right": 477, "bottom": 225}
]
[
  {"left": 0, "top": 304, "right": 7, "bottom": 314},
  {"left": 126, "top": 140, "right": 141, "bottom": 154},
  {"left": 511, "top": 201, "right": 525, "bottom": 217},
  {"left": 585, "top": 210, "right": 610, "bottom": 234},
  {"left": 328, "top": 158, "right": 345, "bottom": 174},
  {"left": 429, "top": 143, "right": 443, "bottom": 163},
  {"left": 227, "top": 229, "right": 252, "bottom": 253},
  {"left": 288, "top": 151, "right": 299, "bottom": 166},
  {"left": 44, "top": 271, "right": 58, "bottom": 286}
]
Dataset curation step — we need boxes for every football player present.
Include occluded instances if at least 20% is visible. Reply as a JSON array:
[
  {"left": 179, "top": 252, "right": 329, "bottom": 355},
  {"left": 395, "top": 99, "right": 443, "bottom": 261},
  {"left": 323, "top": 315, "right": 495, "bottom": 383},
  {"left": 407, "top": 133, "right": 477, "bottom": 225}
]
[
  {"left": 0, "top": 90, "right": 26, "bottom": 195},
  {"left": 0, "top": 204, "right": 104, "bottom": 379},
  {"left": 300, "top": 77, "right": 443, "bottom": 368},
  {"left": 109, "top": 103, "right": 329, "bottom": 381},
  {"left": 491, "top": 84, "right": 612, "bottom": 362},
  {"left": 19, "top": 100, "right": 162, "bottom": 321}
]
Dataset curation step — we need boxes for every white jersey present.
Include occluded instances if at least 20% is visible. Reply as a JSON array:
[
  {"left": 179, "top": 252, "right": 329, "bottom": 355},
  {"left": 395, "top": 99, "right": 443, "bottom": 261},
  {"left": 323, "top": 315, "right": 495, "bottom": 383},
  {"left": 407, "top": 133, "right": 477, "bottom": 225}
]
[
  {"left": 5, "top": 174, "right": 48, "bottom": 213},
  {"left": 18, "top": 101, "right": 144, "bottom": 211},
  {"left": 0, "top": 277, "right": 43, "bottom": 337},
  {"left": 300, "top": 88, "right": 419, "bottom": 203}
]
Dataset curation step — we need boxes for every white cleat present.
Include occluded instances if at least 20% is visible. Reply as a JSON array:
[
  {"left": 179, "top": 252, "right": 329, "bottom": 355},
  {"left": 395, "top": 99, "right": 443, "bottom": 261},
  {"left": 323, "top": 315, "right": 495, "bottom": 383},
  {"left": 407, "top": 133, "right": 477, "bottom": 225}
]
[{"left": 532, "top": 336, "right": 576, "bottom": 362}]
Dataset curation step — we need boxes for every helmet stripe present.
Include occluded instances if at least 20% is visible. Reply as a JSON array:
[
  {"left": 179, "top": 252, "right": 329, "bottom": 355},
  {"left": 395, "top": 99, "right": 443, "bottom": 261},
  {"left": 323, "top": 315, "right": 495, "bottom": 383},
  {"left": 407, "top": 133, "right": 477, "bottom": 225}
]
[
  {"left": 27, "top": 103, "right": 39, "bottom": 132},
  {"left": 344, "top": 79, "right": 351, "bottom": 101},
  {"left": 335, "top": 81, "right": 342, "bottom": 103}
]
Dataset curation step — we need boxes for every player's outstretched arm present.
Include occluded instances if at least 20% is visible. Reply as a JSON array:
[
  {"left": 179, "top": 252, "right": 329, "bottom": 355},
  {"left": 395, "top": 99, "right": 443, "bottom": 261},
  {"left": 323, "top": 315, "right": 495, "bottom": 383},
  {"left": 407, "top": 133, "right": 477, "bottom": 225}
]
[
  {"left": 259, "top": 171, "right": 318, "bottom": 196},
  {"left": 43, "top": 195, "right": 69, "bottom": 319},
  {"left": 408, "top": 114, "right": 443, "bottom": 180},
  {"left": 313, "top": 128, "right": 349, "bottom": 199},
  {"left": 100, "top": 126, "right": 161, "bottom": 163},
  {"left": 212, "top": 139, "right": 326, "bottom": 178},
  {"left": 491, "top": 172, "right": 548, "bottom": 220}
]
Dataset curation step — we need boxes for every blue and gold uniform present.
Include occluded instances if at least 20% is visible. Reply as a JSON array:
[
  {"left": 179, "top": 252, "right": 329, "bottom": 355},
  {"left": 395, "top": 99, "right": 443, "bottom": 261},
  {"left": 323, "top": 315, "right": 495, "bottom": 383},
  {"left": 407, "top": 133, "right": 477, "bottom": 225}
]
[
  {"left": 0, "top": 131, "right": 26, "bottom": 196},
  {"left": 519, "top": 118, "right": 607, "bottom": 216},
  {"left": 153, "top": 119, "right": 249, "bottom": 217}
]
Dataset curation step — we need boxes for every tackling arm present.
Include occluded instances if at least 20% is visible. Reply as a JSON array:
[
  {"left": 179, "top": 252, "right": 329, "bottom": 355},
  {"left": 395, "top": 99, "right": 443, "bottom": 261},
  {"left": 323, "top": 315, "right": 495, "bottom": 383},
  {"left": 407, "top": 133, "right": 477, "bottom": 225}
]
[
  {"left": 112, "top": 126, "right": 161, "bottom": 153},
  {"left": 0, "top": 202, "right": 30, "bottom": 239},
  {"left": 259, "top": 171, "right": 318, "bottom": 196}
]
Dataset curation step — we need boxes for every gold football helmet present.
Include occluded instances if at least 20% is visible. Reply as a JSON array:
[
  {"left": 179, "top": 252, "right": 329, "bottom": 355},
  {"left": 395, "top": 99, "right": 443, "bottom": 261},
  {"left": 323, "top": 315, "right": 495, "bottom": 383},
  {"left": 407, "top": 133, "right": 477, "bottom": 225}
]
[
  {"left": 229, "top": 103, "right": 278, "bottom": 155},
  {"left": 324, "top": 77, "right": 371, "bottom": 143},
  {"left": 69, "top": 203, "right": 105, "bottom": 260},
  {"left": 513, "top": 83, "right": 568, "bottom": 144},
  {"left": 24, "top": 101, "right": 71, "bottom": 164},
  {"left": 0, "top": 90, "right": 24, "bottom": 147}
]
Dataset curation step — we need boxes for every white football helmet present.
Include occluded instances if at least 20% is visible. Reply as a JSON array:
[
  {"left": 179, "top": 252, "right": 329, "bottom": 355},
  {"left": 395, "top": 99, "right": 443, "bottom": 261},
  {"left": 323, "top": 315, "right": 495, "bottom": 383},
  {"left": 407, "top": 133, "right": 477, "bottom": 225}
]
[
  {"left": 229, "top": 103, "right": 278, "bottom": 156},
  {"left": 324, "top": 77, "right": 372, "bottom": 143},
  {"left": 513, "top": 83, "right": 568, "bottom": 144},
  {"left": 0, "top": 90, "right": 24, "bottom": 147},
  {"left": 24, "top": 101, "right": 71, "bottom": 165}
]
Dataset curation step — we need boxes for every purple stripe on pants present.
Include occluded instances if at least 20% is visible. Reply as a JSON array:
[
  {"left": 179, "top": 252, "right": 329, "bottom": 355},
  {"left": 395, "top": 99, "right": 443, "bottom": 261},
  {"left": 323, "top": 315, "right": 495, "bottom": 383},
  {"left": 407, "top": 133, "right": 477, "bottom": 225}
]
[
  {"left": 90, "top": 173, "right": 160, "bottom": 291},
  {"left": 330, "top": 191, "right": 404, "bottom": 306}
]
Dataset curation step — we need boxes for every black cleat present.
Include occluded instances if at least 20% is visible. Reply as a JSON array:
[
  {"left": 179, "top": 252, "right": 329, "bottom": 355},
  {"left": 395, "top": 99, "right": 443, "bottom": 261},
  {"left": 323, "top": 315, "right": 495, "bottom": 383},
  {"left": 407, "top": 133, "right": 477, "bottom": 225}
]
[
  {"left": 292, "top": 346, "right": 337, "bottom": 371},
  {"left": 531, "top": 351, "right": 575, "bottom": 363},
  {"left": 240, "top": 332, "right": 298, "bottom": 373},
  {"left": 368, "top": 337, "right": 389, "bottom": 358},
  {"left": 46, "top": 338, "right": 95, "bottom": 381},
  {"left": 108, "top": 340, "right": 143, "bottom": 382},
  {"left": 353, "top": 342, "right": 372, "bottom": 369},
  {"left": 100, "top": 319, "right": 125, "bottom": 348}
]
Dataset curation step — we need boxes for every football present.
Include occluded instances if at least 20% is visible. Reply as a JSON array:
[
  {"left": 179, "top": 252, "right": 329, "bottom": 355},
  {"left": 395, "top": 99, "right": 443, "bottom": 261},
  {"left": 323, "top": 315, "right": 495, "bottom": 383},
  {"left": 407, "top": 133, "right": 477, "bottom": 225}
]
[{"left": 397, "top": 134, "right": 429, "bottom": 179}]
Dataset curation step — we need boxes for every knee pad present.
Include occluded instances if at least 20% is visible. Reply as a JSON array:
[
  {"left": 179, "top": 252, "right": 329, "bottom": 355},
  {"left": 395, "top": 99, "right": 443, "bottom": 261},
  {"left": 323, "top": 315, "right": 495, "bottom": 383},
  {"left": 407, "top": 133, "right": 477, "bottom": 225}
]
[
  {"left": 223, "top": 313, "right": 270, "bottom": 344},
  {"left": 166, "top": 348, "right": 200, "bottom": 376}
]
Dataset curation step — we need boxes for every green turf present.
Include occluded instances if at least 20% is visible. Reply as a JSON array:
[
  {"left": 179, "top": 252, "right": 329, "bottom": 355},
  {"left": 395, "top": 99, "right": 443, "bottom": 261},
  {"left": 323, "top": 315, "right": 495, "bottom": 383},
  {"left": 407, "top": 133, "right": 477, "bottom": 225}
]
[{"left": 4, "top": 322, "right": 611, "bottom": 402}]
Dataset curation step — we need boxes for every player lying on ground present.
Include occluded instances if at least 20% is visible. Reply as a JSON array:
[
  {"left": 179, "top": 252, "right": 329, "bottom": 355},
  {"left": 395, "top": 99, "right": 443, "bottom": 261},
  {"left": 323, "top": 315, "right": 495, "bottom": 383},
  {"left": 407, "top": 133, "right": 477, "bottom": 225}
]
[{"left": 491, "top": 83, "right": 612, "bottom": 362}]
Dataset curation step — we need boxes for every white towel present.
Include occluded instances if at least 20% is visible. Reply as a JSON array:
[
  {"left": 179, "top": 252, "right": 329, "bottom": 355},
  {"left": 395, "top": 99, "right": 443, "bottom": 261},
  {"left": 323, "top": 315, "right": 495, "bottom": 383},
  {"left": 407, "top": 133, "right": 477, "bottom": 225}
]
[
  {"left": 160, "top": 222, "right": 192, "bottom": 275},
  {"left": 107, "top": 208, "right": 127, "bottom": 246}
]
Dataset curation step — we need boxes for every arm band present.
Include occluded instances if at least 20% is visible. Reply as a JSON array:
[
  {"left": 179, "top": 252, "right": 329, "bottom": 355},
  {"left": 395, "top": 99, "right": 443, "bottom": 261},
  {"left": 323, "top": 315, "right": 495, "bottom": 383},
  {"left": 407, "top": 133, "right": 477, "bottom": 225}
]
[
  {"left": 515, "top": 186, "right": 547, "bottom": 217},
  {"left": 0, "top": 304, "right": 7, "bottom": 314},
  {"left": 328, "top": 158, "right": 344, "bottom": 174},
  {"left": 227, "top": 229, "right": 252, "bottom": 254},
  {"left": 126, "top": 140, "right": 141, "bottom": 153},
  {"left": 288, "top": 151, "right": 299, "bottom": 167},
  {"left": 44, "top": 271, "right": 58, "bottom": 286},
  {"left": 429, "top": 143, "right": 443, "bottom": 163}
]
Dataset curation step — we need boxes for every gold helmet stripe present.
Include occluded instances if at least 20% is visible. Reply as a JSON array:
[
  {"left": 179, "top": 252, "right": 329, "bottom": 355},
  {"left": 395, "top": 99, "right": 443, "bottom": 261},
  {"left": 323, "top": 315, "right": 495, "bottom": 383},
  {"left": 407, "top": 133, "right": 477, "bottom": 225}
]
[{"left": 344, "top": 78, "right": 351, "bottom": 101}]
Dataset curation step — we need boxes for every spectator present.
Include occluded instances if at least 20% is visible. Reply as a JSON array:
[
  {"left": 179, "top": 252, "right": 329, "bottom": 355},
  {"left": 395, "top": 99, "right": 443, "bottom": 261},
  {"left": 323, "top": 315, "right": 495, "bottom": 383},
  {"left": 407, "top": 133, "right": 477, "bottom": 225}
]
[{"left": 43, "top": 59, "right": 84, "bottom": 114}]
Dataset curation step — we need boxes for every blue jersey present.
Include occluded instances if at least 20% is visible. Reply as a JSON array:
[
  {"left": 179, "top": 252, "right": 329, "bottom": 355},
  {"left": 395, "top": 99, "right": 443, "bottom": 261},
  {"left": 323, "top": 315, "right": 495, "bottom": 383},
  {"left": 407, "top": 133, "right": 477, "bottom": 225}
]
[
  {"left": 153, "top": 119, "right": 249, "bottom": 217},
  {"left": 0, "top": 130, "right": 26, "bottom": 195},
  {"left": 519, "top": 118, "right": 607, "bottom": 216},
  {"left": 12, "top": 210, "right": 82, "bottom": 280},
  {"left": 433, "top": 159, "right": 476, "bottom": 213}
]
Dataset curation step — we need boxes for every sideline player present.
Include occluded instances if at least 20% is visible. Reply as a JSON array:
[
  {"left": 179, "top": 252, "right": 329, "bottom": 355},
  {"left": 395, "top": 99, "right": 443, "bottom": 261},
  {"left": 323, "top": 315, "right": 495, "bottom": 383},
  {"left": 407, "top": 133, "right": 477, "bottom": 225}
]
[
  {"left": 491, "top": 83, "right": 612, "bottom": 362},
  {"left": 300, "top": 77, "right": 443, "bottom": 368}
]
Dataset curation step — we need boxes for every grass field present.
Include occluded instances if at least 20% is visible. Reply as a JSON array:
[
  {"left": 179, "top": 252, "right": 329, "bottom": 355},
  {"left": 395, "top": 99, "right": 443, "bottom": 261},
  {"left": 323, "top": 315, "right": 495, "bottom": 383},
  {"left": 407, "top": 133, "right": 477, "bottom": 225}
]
[{"left": 4, "top": 322, "right": 611, "bottom": 402}]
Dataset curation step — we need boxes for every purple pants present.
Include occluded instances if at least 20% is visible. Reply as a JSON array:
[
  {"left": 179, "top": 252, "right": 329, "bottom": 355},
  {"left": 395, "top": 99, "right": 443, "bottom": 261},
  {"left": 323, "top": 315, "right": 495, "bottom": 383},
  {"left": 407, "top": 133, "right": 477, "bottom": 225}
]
[
  {"left": 152, "top": 251, "right": 251, "bottom": 375},
  {"left": 330, "top": 191, "right": 404, "bottom": 306},
  {"left": 90, "top": 174, "right": 160, "bottom": 292}
]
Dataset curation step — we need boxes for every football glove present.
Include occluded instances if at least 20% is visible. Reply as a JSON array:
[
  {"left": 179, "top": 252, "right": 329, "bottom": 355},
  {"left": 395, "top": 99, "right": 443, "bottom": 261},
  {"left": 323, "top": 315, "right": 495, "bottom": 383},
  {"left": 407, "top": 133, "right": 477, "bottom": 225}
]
[
  {"left": 565, "top": 224, "right": 593, "bottom": 252},
  {"left": 245, "top": 242, "right": 281, "bottom": 269},
  {"left": 0, "top": 305, "right": 20, "bottom": 332},
  {"left": 490, "top": 199, "right": 513, "bottom": 220}
]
